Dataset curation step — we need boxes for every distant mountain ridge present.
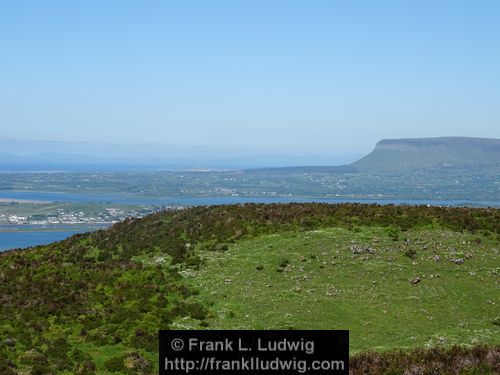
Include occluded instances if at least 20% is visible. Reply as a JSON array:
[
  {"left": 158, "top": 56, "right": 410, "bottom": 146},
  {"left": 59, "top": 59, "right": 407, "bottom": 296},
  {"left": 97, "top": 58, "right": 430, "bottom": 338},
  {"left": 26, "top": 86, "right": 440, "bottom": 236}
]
[{"left": 351, "top": 137, "right": 500, "bottom": 172}]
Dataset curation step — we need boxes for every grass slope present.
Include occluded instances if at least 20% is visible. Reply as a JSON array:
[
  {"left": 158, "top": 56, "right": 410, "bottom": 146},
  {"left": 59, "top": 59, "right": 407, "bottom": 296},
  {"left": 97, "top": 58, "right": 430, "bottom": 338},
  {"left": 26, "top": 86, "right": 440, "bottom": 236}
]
[
  {"left": 0, "top": 203, "right": 499, "bottom": 374},
  {"left": 186, "top": 227, "right": 499, "bottom": 352}
]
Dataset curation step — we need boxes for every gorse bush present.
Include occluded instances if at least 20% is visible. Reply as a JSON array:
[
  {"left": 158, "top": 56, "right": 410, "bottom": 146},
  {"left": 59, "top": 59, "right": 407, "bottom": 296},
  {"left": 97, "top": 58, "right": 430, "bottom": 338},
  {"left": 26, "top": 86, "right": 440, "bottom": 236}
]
[{"left": 350, "top": 345, "right": 500, "bottom": 375}]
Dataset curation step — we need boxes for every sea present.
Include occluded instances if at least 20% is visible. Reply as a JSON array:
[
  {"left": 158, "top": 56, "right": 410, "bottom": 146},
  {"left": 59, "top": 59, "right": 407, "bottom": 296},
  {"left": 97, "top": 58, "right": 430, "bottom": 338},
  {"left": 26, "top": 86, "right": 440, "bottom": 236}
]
[{"left": 1, "top": 190, "right": 499, "bottom": 252}]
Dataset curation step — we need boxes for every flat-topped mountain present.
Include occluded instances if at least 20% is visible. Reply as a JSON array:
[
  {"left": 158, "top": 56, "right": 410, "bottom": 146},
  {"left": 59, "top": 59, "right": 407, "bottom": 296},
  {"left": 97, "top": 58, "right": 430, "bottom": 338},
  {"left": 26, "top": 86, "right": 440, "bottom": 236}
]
[{"left": 351, "top": 137, "right": 500, "bottom": 172}]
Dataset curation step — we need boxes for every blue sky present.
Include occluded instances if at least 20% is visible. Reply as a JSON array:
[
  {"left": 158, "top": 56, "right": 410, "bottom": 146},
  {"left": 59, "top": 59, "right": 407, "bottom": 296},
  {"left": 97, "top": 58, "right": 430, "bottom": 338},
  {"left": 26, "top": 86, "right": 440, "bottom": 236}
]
[{"left": 1, "top": 1, "right": 499, "bottom": 155}]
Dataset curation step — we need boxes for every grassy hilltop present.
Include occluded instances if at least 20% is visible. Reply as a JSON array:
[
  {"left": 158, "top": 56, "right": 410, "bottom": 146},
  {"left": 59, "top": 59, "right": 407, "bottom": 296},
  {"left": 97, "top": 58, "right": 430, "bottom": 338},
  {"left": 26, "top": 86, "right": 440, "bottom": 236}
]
[{"left": 0, "top": 203, "right": 499, "bottom": 374}]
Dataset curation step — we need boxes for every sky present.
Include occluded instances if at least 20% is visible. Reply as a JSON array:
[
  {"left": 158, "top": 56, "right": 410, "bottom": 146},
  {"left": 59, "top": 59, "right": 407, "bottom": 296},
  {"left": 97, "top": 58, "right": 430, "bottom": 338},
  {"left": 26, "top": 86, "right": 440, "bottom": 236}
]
[{"left": 1, "top": 0, "right": 499, "bottom": 156}]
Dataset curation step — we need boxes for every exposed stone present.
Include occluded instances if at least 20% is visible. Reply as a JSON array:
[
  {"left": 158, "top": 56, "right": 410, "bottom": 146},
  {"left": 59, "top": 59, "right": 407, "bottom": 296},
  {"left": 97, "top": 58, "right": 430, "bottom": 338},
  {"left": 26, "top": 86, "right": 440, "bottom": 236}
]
[
  {"left": 351, "top": 245, "right": 376, "bottom": 254},
  {"left": 410, "top": 276, "right": 421, "bottom": 285}
]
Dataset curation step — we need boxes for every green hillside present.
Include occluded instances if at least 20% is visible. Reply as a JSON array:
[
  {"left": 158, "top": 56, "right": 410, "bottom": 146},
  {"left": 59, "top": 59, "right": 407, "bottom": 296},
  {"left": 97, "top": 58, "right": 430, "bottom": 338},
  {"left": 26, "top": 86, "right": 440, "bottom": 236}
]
[
  {"left": 187, "top": 227, "right": 499, "bottom": 349},
  {"left": 1, "top": 204, "right": 499, "bottom": 374},
  {"left": 351, "top": 137, "right": 500, "bottom": 173}
]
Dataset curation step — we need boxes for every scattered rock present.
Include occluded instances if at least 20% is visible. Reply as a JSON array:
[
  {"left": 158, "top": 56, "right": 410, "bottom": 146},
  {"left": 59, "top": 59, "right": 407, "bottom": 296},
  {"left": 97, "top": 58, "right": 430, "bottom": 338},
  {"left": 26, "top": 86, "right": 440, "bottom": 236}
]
[
  {"left": 276, "top": 259, "right": 291, "bottom": 273},
  {"left": 351, "top": 245, "right": 376, "bottom": 255},
  {"left": 351, "top": 246, "right": 364, "bottom": 254},
  {"left": 405, "top": 248, "right": 417, "bottom": 258},
  {"left": 410, "top": 276, "right": 421, "bottom": 285},
  {"left": 453, "top": 258, "right": 464, "bottom": 265},
  {"left": 433, "top": 255, "right": 441, "bottom": 262}
]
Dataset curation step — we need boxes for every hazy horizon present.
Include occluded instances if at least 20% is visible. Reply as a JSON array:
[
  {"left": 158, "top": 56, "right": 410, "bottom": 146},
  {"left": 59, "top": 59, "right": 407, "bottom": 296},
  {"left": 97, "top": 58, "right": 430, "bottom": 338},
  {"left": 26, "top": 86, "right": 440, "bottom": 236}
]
[
  {"left": 0, "top": 137, "right": 364, "bottom": 169},
  {"left": 2, "top": 135, "right": 499, "bottom": 170}
]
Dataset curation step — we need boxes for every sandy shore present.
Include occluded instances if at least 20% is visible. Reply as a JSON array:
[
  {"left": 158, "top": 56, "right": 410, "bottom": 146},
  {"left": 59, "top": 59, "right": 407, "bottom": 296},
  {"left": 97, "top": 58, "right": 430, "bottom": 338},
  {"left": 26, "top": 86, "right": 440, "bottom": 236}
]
[{"left": 0, "top": 198, "right": 52, "bottom": 204}]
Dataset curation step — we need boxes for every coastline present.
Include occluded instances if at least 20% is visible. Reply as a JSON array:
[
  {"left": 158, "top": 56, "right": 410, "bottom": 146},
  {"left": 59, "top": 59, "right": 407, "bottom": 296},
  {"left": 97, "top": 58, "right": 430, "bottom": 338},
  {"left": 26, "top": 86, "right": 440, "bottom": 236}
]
[{"left": 0, "top": 198, "right": 52, "bottom": 204}]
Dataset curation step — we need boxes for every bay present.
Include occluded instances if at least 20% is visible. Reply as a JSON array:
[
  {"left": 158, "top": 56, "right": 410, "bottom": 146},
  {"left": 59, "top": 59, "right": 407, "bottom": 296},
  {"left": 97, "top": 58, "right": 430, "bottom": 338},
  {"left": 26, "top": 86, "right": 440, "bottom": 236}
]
[
  {"left": 1, "top": 190, "right": 499, "bottom": 252},
  {"left": 1, "top": 190, "right": 499, "bottom": 207},
  {"left": 0, "top": 225, "right": 108, "bottom": 252}
]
